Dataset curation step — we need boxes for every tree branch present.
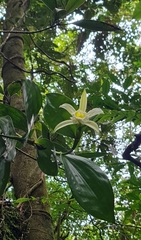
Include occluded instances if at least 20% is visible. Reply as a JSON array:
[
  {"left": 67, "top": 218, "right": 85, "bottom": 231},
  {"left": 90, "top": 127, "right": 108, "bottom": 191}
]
[
  {"left": 1, "top": 51, "right": 76, "bottom": 82},
  {"left": 122, "top": 132, "right": 141, "bottom": 168},
  {"left": 29, "top": 35, "right": 76, "bottom": 82}
]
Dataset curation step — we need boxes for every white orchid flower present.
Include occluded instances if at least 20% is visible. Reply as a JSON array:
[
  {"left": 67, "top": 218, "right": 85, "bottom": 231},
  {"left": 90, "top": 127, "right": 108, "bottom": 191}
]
[{"left": 54, "top": 89, "right": 103, "bottom": 134}]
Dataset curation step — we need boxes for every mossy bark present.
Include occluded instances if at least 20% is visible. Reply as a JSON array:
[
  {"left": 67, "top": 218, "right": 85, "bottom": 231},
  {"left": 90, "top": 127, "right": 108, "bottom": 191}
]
[{"left": 2, "top": 1, "right": 54, "bottom": 239}]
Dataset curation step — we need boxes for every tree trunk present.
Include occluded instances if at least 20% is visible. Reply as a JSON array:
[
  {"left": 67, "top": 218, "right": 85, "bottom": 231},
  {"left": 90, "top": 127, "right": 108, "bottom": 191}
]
[{"left": 2, "top": 1, "right": 54, "bottom": 239}]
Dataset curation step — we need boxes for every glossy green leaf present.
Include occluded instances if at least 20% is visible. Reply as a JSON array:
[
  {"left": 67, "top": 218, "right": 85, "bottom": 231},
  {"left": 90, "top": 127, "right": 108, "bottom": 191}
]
[
  {"left": 22, "top": 80, "right": 42, "bottom": 133},
  {"left": 133, "top": 2, "right": 141, "bottom": 20},
  {"left": 41, "top": 122, "right": 50, "bottom": 139},
  {"left": 63, "top": 154, "right": 115, "bottom": 222},
  {"left": 0, "top": 116, "right": 17, "bottom": 161},
  {"left": 65, "top": 0, "right": 85, "bottom": 14},
  {"left": 37, "top": 138, "right": 58, "bottom": 176},
  {"left": 41, "top": 0, "right": 56, "bottom": 12},
  {"left": 35, "top": 138, "right": 50, "bottom": 149},
  {"left": 0, "top": 160, "right": 10, "bottom": 197},
  {"left": 43, "top": 93, "right": 77, "bottom": 138},
  {"left": 0, "top": 103, "right": 27, "bottom": 132},
  {"left": 53, "top": 142, "right": 68, "bottom": 153},
  {"left": 72, "top": 20, "right": 121, "bottom": 31}
]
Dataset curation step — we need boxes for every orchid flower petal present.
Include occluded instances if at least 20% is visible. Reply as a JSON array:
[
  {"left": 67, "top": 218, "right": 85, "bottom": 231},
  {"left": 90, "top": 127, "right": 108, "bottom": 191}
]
[
  {"left": 85, "top": 120, "right": 100, "bottom": 133},
  {"left": 60, "top": 103, "right": 76, "bottom": 115},
  {"left": 54, "top": 120, "right": 74, "bottom": 133},
  {"left": 79, "top": 89, "right": 87, "bottom": 112},
  {"left": 87, "top": 108, "right": 104, "bottom": 118}
]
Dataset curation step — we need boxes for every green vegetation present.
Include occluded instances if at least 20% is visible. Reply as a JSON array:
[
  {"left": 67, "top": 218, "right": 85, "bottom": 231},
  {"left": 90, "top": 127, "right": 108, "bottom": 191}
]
[{"left": 1, "top": 0, "right": 141, "bottom": 239}]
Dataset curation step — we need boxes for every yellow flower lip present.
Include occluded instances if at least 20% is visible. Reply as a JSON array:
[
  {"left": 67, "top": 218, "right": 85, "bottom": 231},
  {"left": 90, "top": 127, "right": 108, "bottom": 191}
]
[
  {"left": 53, "top": 89, "right": 104, "bottom": 134},
  {"left": 75, "top": 111, "right": 85, "bottom": 119}
]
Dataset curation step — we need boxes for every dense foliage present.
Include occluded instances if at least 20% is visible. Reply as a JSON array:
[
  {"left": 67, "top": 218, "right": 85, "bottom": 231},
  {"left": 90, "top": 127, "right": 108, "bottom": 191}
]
[{"left": 1, "top": 0, "right": 141, "bottom": 239}]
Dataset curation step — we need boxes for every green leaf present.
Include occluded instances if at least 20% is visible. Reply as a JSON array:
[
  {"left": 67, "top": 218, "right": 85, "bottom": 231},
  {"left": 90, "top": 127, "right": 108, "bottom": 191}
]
[
  {"left": 0, "top": 103, "right": 27, "bottom": 132},
  {"left": 63, "top": 154, "right": 115, "bottom": 222},
  {"left": 36, "top": 138, "right": 58, "bottom": 176},
  {"left": 43, "top": 93, "right": 77, "bottom": 138},
  {"left": 0, "top": 85, "right": 4, "bottom": 94},
  {"left": 41, "top": 0, "right": 56, "bottom": 12},
  {"left": 0, "top": 136, "right": 6, "bottom": 156},
  {"left": 0, "top": 116, "right": 17, "bottom": 161},
  {"left": 133, "top": 2, "right": 141, "bottom": 20},
  {"left": 14, "top": 197, "right": 30, "bottom": 203},
  {"left": 102, "top": 79, "right": 110, "bottom": 95},
  {"left": 65, "top": 0, "right": 85, "bottom": 14},
  {"left": 77, "top": 152, "right": 105, "bottom": 158},
  {"left": 72, "top": 20, "right": 121, "bottom": 32},
  {"left": 126, "top": 110, "right": 135, "bottom": 122},
  {"left": 35, "top": 138, "right": 50, "bottom": 149},
  {"left": 53, "top": 142, "right": 68, "bottom": 153},
  {"left": 55, "top": 8, "right": 67, "bottom": 20},
  {"left": 22, "top": 80, "right": 42, "bottom": 133},
  {"left": 41, "top": 122, "right": 50, "bottom": 139},
  {"left": 7, "top": 81, "right": 22, "bottom": 96},
  {"left": 123, "top": 76, "right": 133, "bottom": 90},
  {"left": 0, "top": 161, "right": 10, "bottom": 197},
  {"left": 103, "top": 97, "right": 119, "bottom": 110}
]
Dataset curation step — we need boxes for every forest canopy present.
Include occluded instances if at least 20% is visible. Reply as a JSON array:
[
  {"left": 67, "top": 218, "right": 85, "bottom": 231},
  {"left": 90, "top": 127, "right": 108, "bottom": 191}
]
[{"left": 1, "top": 0, "right": 141, "bottom": 239}]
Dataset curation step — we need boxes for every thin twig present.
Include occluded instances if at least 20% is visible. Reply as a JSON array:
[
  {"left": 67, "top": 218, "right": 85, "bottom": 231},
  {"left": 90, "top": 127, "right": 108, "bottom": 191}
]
[
  {"left": 16, "top": 147, "right": 36, "bottom": 161},
  {"left": 1, "top": 51, "right": 30, "bottom": 74},
  {"left": 0, "top": 24, "right": 58, "bottom": 35},
  {"left": 1, "top": 51, "right": 76, "bottom": 82}
]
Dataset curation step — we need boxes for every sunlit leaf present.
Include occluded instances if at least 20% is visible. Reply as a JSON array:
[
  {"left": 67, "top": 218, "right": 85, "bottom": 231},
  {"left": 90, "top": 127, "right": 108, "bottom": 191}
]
[
  {"left": 133, "top": 2, "right": 141, "bottom": 20},
  {"left": 63, "top": 154, "right": 115, "bottom": 222}
]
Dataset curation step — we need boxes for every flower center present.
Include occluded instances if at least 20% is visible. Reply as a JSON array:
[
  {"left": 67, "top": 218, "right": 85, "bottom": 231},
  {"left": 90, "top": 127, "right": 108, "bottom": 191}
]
[{"left": 75, "top": 111, "right": 85, "bottom": 119}]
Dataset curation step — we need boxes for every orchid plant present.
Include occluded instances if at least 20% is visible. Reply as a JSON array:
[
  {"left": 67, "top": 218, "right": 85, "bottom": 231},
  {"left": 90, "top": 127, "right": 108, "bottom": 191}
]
[{"left": 42, "top": 88, "right": 114, "bottom": 223}]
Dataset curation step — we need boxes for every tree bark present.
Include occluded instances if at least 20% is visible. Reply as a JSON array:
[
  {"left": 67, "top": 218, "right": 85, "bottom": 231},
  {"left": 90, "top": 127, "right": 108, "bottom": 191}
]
[{"left": 2, "top": 1, "right": 54, "bottom": 239}]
